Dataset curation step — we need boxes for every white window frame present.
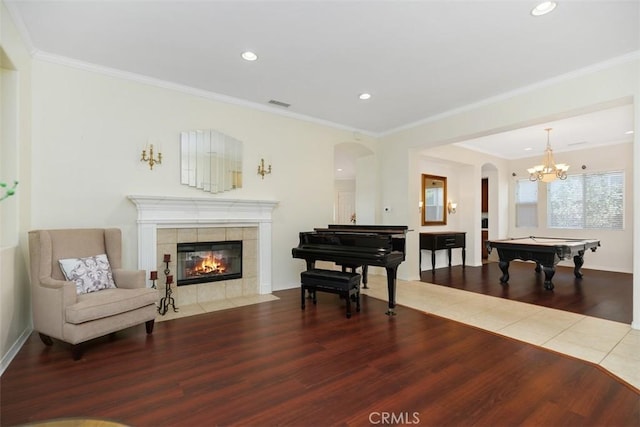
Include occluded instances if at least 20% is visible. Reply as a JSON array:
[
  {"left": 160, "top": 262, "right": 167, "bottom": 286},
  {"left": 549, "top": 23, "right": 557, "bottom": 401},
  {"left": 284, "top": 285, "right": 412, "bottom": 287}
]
[
  {"left": 547, "top": 171, "right": 624, "bottom": 230},
  {"left": 515, "top": 179, "right": 538, "bottom": 228}
]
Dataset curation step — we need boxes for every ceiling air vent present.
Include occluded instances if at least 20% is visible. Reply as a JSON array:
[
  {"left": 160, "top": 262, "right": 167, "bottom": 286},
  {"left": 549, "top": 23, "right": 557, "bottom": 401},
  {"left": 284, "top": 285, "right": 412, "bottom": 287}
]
[{"left": 268, "top": 99, "right": 291, "bottom": 108}]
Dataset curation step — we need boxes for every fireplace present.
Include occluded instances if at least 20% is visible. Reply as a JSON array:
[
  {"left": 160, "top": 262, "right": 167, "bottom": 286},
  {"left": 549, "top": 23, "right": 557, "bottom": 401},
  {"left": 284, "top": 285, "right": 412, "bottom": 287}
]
[
  {"left": 177, "top": 241, "right": 242, "bottom": 286},
  {"left": 128, "top": 195, "right": 278, "bottom": 295}
]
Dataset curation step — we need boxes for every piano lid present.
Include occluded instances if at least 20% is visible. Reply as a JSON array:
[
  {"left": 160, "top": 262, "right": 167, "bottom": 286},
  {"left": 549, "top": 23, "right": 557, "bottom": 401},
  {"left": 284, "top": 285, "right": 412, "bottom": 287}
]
[
  {"left": 315, "top": 224, "right": 410, "bottom": 236},
  {"left": 292, "top": 231, "right": 404, "bottom": 267}
]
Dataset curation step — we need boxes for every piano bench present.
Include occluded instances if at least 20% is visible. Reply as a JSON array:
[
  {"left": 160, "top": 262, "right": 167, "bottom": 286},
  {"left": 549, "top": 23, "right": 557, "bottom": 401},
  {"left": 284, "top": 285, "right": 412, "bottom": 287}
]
[{"left": 301, "top": 269, "right": 361, "bottom": 318}]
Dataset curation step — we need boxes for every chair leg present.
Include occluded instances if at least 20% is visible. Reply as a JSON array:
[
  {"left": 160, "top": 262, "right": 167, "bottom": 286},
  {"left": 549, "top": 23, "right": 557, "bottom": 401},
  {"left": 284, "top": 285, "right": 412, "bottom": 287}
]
[
  {"left": 39, "top": 333, "right": 53, "bottom": 346},
  {"left": 71, "top": 344, "right": 83, "bottom": 361},
  {"left": 146, "top": 319, "right": 155, "bottom": 334}
]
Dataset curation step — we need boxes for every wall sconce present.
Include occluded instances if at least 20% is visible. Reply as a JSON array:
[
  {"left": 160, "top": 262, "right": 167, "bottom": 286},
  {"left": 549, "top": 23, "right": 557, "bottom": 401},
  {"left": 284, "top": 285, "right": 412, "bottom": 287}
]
[
  {"left": 141, "top": 144, "right": 162, "bottom": 170},
  {"left": 447, "top": 201, "right": 457, "bottom": 214},
  {"left": 418, "top": 201, "right": 423, "bottom": 212},
  {"left": 257, "top": 158, "right": 272, "bottom": 179}
]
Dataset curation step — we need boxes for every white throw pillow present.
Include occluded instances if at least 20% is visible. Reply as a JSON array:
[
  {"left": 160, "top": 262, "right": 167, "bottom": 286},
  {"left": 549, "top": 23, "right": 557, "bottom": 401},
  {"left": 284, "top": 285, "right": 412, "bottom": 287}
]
[{"left": 58, "top": 254, "right": 117, "bottom": 295}]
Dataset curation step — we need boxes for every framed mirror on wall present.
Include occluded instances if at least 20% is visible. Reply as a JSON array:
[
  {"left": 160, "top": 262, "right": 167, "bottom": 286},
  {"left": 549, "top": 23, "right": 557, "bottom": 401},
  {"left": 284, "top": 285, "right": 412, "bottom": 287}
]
[{"left": 421, "top": 174, "right": 447, "bottom": 226}]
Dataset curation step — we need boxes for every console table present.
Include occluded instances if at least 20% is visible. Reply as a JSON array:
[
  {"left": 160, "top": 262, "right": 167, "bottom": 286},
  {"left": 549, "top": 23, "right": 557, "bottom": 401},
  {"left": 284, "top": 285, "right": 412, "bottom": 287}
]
[{"left": 419, "top": 232, "right": 466, "bottom": 273}]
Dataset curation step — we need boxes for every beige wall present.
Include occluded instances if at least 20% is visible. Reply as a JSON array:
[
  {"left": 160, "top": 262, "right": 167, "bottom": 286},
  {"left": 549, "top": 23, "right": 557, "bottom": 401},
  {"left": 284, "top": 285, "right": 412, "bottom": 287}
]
[{"left": 29, "top": 59, "right": 378, "bottom": 290}]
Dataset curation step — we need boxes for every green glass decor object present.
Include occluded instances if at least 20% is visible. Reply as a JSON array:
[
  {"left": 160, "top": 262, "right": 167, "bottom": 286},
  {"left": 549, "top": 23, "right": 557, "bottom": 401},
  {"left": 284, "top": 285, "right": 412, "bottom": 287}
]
[{"left": 0, "top": 180, "right": 18, "bottom": 202}]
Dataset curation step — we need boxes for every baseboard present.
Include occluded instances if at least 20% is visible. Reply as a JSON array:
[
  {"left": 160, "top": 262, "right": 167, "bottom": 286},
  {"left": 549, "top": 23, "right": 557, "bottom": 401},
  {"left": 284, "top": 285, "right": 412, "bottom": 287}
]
[{"left": 0, "top": 326, "right": 32, "bottom": 377}]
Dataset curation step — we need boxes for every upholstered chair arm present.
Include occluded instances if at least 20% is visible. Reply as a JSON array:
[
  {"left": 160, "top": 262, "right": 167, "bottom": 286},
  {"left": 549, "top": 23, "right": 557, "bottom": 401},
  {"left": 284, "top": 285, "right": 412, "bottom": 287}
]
[
  {"left": 112, "top": 269, "right": 146, "bottom": 289},
  {"left": 40, "top": 276, "right": 70, "bottom": 288},
  {"left": 39, "top": 277, "right": 78, "bottom": 304},
  {"left": 32, "top": 277, "right": 77, "bottom": 339}
]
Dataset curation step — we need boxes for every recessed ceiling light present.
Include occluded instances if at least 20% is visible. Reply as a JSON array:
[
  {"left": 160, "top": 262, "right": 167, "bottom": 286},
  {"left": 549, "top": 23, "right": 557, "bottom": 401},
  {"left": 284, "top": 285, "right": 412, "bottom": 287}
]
[
  {"left": 531, "top": 1, "right": 557, "bottom": 16},
  {"left": 625, "top": 130, "right": 634, "bottom": 135},
  {"left": 241, "top": 51, "right": 258, "bottom": 61},
  {"left": 524, "top": 147, "right": 533, "bottom": 151},
  {"left": 359, "top": 93, "right": 371, "bottom": 100},
  {"left": 337, "top": 168, "right": 343, "bottom": 172}
]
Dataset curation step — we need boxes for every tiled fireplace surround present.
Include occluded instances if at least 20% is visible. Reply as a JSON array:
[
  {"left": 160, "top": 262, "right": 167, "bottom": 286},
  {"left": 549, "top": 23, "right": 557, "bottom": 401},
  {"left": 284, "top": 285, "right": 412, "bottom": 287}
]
[
  {"left": 128, "top": 196, "right": 278, "bottom": 306},
  {"left": 157, "top": 226, "right": 258, "bottom": 305}
]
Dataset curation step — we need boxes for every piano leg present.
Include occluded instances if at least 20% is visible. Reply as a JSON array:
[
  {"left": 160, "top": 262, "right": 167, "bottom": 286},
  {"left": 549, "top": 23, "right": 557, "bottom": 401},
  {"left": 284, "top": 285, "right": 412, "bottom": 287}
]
[
  {"left": 385, "top": 266, "right": 398, "bottom": 316},
  {"left": 362, "top": 265, "right": 368, "bottom": 288},
  {"left": 304, "top": 260, "right": 316, "bottom": 299}
]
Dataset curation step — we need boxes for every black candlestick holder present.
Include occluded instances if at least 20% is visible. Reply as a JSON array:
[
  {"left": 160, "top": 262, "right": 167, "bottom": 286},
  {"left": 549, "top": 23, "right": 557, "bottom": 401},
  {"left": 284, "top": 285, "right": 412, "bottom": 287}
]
[{"left": 158, "top": 257, "right": 178, "bottom": 315}]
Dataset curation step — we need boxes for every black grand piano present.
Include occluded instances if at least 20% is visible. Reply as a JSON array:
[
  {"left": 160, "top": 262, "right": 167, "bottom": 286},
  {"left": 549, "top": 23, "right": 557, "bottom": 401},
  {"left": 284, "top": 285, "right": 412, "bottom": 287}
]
[{"left": 291, "top": 224, "right": 409, "bottom": 315}]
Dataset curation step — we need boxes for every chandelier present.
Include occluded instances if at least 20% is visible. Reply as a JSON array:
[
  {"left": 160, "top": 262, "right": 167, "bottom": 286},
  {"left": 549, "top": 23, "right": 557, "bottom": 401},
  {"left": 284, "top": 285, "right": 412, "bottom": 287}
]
[{"left": 527, "top": 128, "right": 569, "bottom": 183}]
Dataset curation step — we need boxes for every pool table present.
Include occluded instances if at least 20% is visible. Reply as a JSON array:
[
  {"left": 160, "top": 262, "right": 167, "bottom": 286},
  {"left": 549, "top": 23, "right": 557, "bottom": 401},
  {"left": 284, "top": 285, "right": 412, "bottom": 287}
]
[{"left": 486, "top": 236, "right": 600, "bottom": 290}]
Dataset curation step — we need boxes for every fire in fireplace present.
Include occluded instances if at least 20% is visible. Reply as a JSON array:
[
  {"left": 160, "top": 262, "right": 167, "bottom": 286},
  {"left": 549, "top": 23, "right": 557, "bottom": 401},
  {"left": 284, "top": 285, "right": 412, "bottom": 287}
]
[{"left": 176, "top": 240, "right": 242, "bottom": 286}]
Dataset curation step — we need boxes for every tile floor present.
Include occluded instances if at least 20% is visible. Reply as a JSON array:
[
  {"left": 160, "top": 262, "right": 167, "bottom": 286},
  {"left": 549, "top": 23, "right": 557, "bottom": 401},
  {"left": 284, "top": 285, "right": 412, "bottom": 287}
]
[
  {"left": 156, "top": 275, "right": 640, "bottom": 390},
  {"left": 362, "top": 275, "right": 640, "bottom": 391}
]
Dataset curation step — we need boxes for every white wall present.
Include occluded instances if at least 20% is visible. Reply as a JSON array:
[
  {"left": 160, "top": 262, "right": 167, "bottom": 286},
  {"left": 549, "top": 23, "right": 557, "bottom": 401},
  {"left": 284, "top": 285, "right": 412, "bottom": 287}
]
[
  {"left": 1, "top": 66, "right": 18, "bottom": 246},
  {"left": 334, "top": 179, "right": 355, "bottom": 223},
  {"left": 0, "top": 0, "right": 33, "bottom": 372},
  {"left": 29, "top": 59, "right": 378, "bottom": 293},
  {"left": 355, "top": 154, "right": 377, "bottom": 224}
]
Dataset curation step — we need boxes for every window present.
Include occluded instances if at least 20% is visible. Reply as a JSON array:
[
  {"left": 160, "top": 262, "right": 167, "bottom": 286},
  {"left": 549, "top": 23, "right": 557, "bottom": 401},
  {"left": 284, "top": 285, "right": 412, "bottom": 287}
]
[
  {"left": 547, "top": 171, "right": 624, "bottom": 230},
  {"left": 515, "top": 179, "right": 538, "bottom": 227}
]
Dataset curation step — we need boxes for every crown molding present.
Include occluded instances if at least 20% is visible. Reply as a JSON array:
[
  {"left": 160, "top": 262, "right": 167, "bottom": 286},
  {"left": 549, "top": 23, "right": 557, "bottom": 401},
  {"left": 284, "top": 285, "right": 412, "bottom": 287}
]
[
  {"left": 31, "top": 50, "right": 376, "bottom": 138},
  {"left": 380, "top": 50, "right": 640, "bottom": 138},
  {"left": 3, "top": 0, "right": 38, "bottom": 55}
]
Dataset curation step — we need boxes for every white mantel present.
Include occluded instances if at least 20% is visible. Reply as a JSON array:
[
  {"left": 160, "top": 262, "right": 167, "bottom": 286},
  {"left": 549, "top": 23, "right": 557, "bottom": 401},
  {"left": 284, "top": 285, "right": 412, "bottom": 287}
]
[{"left": 128, "top": 195, "right": 279, "bottom": 294}]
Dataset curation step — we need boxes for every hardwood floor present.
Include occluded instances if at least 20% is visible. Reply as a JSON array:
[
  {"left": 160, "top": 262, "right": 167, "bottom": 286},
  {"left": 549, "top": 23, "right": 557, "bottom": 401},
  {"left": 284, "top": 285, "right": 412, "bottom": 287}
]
[
  {"left": 422, "top": 261, "right": 633, "bottom": 324},
  {"left": 2, "top": 289, "right": 638, "bottom": 426}
]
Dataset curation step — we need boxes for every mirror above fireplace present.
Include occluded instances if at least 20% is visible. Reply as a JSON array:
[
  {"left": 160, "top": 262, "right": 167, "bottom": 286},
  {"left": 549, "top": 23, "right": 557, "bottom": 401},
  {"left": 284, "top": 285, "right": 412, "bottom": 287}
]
[{"left": 180, "top": 129, "right": 243, "bottom": 194}]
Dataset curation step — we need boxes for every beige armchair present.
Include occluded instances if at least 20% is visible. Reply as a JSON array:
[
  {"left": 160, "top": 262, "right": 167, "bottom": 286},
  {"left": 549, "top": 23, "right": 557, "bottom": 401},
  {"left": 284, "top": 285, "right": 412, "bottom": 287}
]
[{"left": 28, "top": 228, "right": 157, "bottom": 359}]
